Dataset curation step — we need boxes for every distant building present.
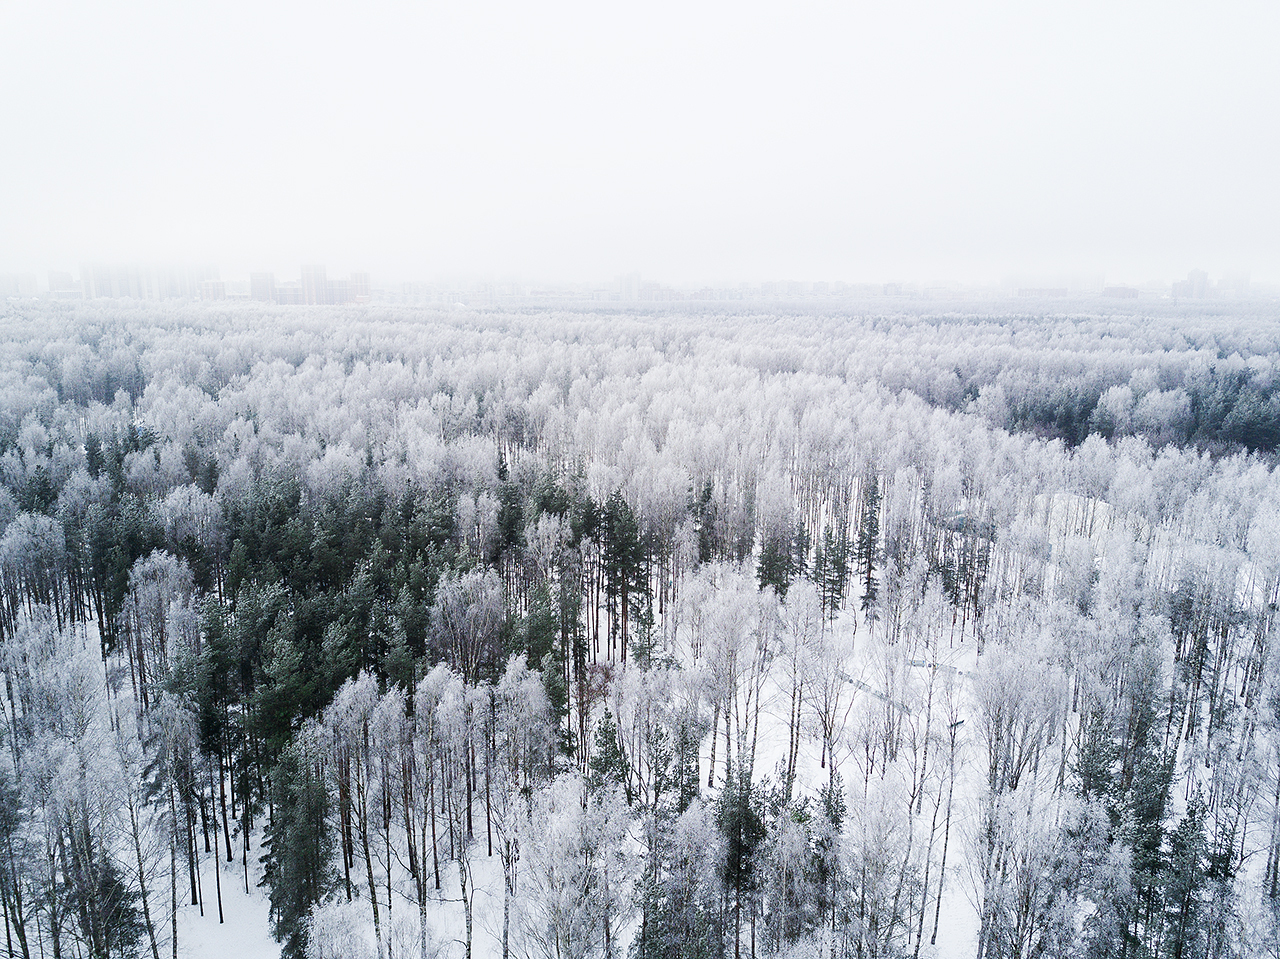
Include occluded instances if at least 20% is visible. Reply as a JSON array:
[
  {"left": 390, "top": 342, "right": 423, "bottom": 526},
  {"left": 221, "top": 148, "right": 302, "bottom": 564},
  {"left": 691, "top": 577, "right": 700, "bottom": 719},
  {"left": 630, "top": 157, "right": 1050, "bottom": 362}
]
[
  {"left": 0, "top": 273, "right": 38, "bottom": 297},
  {"left": 350, "top": 272, "right": 370, "bottom": 301},
  {"left": 79, "top": 264, "right": 217, "bottom": 299},
  {"left": 1173, "top": 269, "right": 1210, "bottom": 298},
  {"left": 81, "top": 264, "right": 144, "bottom": 299},
  {"left": 153, "top": 265, "right": 218, "bottom": 299},
  {"left": 1016, "top": 288, "right": 1068, "bottom": 297},
  {"left": 616, "top": 273, "right": 641, "bottom": 301},
  {"left": 1219, "top": 272, "right": 1250, "bottom": 297},
  {"left": 48, "top": 271, "right": 79, "bottom": 298},
  {"left": 200, "top": 280, "right": 226, "bottom": 300},
  {"left": 301, "top": 265, "right": 327, "bottom": 305},
  {"left": 1102, "top": 286, "right": 1139, "bottom": 298},
  {"left": 275, "top": 280, "right": 304, "bottom": 305},
  {"left": 250, "top": 273, "right": 276, "bottom": 302}
]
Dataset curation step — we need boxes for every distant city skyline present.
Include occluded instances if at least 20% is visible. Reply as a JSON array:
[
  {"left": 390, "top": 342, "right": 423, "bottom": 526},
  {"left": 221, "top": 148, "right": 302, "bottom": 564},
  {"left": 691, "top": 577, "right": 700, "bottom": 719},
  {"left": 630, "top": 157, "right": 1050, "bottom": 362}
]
[
  {"left": 1, "top": 259, "right": 1272, "bottom": 296},
  {"left": 1, "top": 262, "right": 1269, "bottom": 304}
]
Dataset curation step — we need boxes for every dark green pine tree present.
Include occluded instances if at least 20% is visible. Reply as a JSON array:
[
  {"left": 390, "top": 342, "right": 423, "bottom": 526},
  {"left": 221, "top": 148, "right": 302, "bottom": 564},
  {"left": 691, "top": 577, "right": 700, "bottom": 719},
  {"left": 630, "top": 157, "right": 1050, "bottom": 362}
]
[
  {"left": 791, "top": 521, "right": 811, "bottom": 580},
  {"left": 826, "top": 525, "right": 851, "bottom": 614},
  {"left": 494, "top": 452, "right": 525, "bottom": 563},
  {"left": 62, "top": 834, "right": 145, "bottom": 959},
  {"left": 633, "top": 803, "right": 726, "bottom": 959},
  {"left": 518, "top": 584, "right": 569, "bottom": 732},
  {"left": 814, "top": 771, "right": 847, "bottom": 945},
  {"left": 589, "top": 710, "right": 631, "bottom": 803},
  {"left": 756, "top": 526, "right": 793, "bottom": 598},
  {"left": 812, "top": 535, "right": 830, "bottom": 614},
  {"left": 1074, "top": 707, "right": 1118, "bottom": 803},
  {"left": 717, "top": 766, "right": 766, "bottom": 959},
  {"left": 85, "top": 431, "right": 105, "bottom": 478},
  {"left": 813, "top": 525, "right": 849, "bottom": 621},
  {"left": 603, "top": 491, "right": 648, "bottom": 661},
  {"left": 693, "top": 481, "right": 718, "bottom": 565},
  {"left": 261, "top": 739, "right": 334, "bottom": 959},
  {"left": 856, "top": 471, "right": 881, "bottom": 614},
  {"left": 1122, "top": 741, "right": 1174, "bottom": 955},
  {"left": 1163, "top": 794, "right": 1208, "bottom": 959},
  {"left": 674, "top": 715, "right": 702, "bottom": 815}
]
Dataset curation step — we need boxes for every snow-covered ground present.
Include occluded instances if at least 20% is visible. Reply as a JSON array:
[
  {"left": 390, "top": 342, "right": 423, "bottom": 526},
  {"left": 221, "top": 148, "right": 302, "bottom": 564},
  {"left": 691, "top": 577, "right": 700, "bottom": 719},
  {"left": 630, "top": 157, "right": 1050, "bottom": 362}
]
[{"left": 178, "top": 848, "right": 278, "bottom": 959}]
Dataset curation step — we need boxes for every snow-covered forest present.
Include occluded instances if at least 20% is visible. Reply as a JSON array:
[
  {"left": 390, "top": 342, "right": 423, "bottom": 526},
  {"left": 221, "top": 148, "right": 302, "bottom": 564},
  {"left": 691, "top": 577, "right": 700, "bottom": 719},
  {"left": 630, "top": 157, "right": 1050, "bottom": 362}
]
[{"left": 3, "top": 298, "right": 1280, "bottom": 959}]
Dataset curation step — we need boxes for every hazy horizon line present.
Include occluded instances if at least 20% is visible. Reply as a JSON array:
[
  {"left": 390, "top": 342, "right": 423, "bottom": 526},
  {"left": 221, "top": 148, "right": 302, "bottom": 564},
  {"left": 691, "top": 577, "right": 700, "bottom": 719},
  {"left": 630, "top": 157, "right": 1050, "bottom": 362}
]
[{"left": 3, "top": 261, "right": 1273, "bottom": 295}]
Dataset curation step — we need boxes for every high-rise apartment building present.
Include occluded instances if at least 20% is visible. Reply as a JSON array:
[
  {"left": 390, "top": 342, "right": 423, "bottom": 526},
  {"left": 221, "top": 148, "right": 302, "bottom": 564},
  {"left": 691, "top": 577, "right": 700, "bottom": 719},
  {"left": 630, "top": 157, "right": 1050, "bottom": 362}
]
[
  {"left": 0, "top": 274, "right": 38, "bottom": 297},
  {"left": 301, "top": 265, "right": 327, "bottom": 305},
  {"left": 1172, "top": 270, "right": 1211, "bottom": 299},
  {"left": 275, "top": 281, "right": 304, "bottom": 304},
  {"left": 48, "top": 271, "right": 78, "bottom": 296},
  {"left": 79, "top": 264, "right": 217, "bottom": 299},
  {"left": 350, "top": 272, "right": 370, "bottom": 301},
  {"left": 250, "top": 273, "right": 276, "bottom": 302},
  {"left": 200, "top": 280, "right": 227, "bottom": 300},
  {"left": 241, "top": 266, "right": 370, "bottom": 304}
]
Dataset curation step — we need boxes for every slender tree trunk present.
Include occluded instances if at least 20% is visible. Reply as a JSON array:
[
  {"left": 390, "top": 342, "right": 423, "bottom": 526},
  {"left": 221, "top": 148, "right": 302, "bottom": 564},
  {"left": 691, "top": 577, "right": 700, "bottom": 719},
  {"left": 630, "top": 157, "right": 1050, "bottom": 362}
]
[
  {"left": 1, "top": 874, "right": 13, "bottom": 959},
  {"left": 4, "top": 853, "right": 32, "bottom": 959},
  {"left": 709, "top": 700, "right": 720, "bottom": 788},
  {"left": 502, "top": 847, "right": 513, "bottom": 959},
  {"left": 485, "top": 711, "right": 494, "bottom": 858},
  {"left": 339, "top": 759, "right": 353, "bottom": 900},
  {"left": 430, "top": 762, "right": 441, "bottom": 890},
  {"left": 931, "top": 745, "right": 957, "bottom": 947},
  {"left": 361, "top": 793, "right": 384, "bottom": 959},
  {"left": 459, "top": 857, "right": 473, "bottom": 959},
  {"left": 242, "top": 798, "right": 250, "bottom": 895},
  {"left": 219, "top": 750, "right": 233, "bottom": 863},
  {"left": 48, "top": 833, "right": 63, "bottom": 959},
  {"left": 384, "top": 791, "right": 393, "bottom": 959},
  {"left": 128, "top": 791, "right": 162, "bottom": 959},
  {"left": 191, "top": 805, "right": 203, "bottom": 913},
  {"left": 734, "top": 883, "right": 741, "bottom": 959},
  {"left": 170, "top": 801, "right": 178, "bottom": 959},
  {"left": 208, "top": 762, "right": 224, "bottom": 924},
  {"left": 604, "top": 864, "right": 614, "bottom": 959}
]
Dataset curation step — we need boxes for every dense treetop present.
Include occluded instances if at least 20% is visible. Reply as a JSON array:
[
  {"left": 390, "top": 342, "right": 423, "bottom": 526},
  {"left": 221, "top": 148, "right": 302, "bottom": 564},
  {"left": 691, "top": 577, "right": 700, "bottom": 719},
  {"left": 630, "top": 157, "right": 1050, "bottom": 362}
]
[{"left": 1, "top": 298, "right": 1279, "bottom": 959}]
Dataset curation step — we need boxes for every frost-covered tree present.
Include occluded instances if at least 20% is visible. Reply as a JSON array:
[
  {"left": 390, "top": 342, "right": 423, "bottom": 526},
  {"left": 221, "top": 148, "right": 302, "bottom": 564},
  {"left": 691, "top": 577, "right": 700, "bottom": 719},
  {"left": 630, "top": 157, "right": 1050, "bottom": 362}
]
[{"left": 516, "top": 772, "right": 632, "bottom": 959}]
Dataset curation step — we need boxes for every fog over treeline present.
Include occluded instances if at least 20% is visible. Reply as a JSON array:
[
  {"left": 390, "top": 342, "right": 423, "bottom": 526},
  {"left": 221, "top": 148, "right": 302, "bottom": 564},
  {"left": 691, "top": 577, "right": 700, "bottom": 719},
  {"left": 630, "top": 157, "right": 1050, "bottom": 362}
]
[{"left": 2, "top": 299, "right": 1280, "bottom": 959}]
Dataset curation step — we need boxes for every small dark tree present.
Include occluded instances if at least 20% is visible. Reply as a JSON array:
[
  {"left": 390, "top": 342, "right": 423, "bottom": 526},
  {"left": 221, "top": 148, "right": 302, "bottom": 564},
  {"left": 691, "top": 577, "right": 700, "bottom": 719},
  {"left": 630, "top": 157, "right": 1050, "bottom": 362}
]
[
  {"left": 813, "top": 524, "right": 850, "bottom": 621},
  {"left": 756, "top": 526, "right": 793, "bottom": 598},
  {"left": 1162, "top": 794, "right": 1208, "bottom": 959},
  {"left": 62, "top": 841, "right": 144, "bottom": 959},
  {"left": 814, "top": 773, "right": 847, "bottom": 949},
  {"left": 1074, "top": 707, "right": 1118, "bottom": 802},
  {"left": 261, "top": 736, "right": 333, "bottom": 959},
  {"left": 717, "top": 767, "right": 766, "bottom": 959},
  {"left": 589, "top": 710, "right": 631, "bottom": 803},
  {"left": 791, "top": 521, "right": 811, "bottom": 581},
  {"left": 856, "top": 471, "right": 881, "bottom": 615},
  {"left": 603, "top": 491, "right": 647, "bottom": 662},
  {"left": 693, "top": 481, "right": 718, "bottom": 565}
]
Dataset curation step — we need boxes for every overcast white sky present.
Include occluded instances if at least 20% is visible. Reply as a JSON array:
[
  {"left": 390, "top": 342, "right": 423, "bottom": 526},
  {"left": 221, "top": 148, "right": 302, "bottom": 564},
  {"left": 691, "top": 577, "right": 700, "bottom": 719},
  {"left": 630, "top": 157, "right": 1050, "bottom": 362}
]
[{"left": 1, "top": 0, "right": 1276, "bottom": 286}]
